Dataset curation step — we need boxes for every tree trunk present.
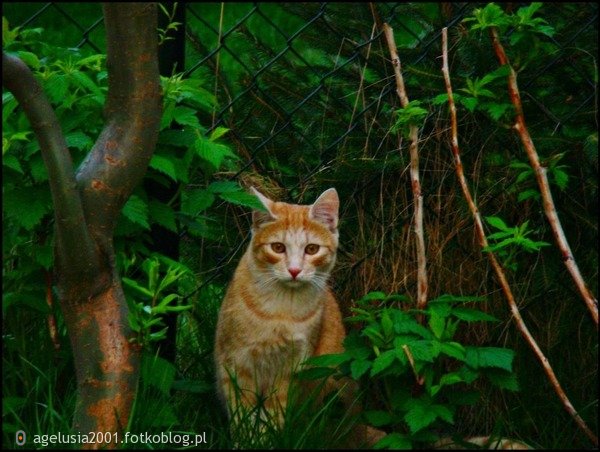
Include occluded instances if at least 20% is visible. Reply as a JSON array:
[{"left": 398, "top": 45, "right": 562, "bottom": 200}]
[{"left": 3, "top": 3, "right": 162, "bottom": 448}]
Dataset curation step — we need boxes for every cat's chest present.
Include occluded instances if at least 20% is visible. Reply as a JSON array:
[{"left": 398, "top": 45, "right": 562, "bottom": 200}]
[{"left": 248, "top": 320, "right": 317, "bottom": 365}]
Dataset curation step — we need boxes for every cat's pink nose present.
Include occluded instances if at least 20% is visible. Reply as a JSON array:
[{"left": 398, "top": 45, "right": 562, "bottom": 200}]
[{"left": 288, "top": 268, "right": 301, "bottom": 279}]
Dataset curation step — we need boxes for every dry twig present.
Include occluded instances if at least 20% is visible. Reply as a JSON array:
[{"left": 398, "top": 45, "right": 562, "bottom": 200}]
[
  {"left": 442, "top": 27, "right": 598, "bottom": 447},
  {"left": 489, "top": 27, "right": 598, "bottom": 327},
  {"left": 382, "top": 23, "right": 428, "bottom": 313}
]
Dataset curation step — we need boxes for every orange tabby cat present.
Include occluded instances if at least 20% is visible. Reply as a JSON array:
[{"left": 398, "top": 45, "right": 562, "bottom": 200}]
[{"left": 214, "top": 187, "right": 349, "bottom": 431}]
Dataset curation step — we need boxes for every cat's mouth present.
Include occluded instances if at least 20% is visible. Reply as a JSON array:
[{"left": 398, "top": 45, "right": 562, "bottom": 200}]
[{"left": 281, "top": 278, "right": 305, "bottom": 288}]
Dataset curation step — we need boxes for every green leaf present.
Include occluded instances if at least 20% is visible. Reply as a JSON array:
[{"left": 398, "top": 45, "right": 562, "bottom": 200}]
[
  {"left": 181, "top": 189, "right": 215, "bottom": 216},
  {"left": 209, "top": 126, "right": 230, "bottom": 141},
  {"left": 431, "top": 93, "right": 449, "bottom": 105},
  {"left": 70, "top": 71, "right": 103, "bottom": 97},
  {"left": 431, "top": 404, "right": 454, "bottom": 424},
  {"left": 195, "top": 138, "right": 236, "bottom": 169},
  {"left": 485, "top": 102, "right": 512, "bottom": 121},
  {"left": 149, "top": 154, "right": 178, "bottom": 181},
  {"left": 487, "top": 231, "right": 514, "bottom": 240},
  {"left": 76, "top": 54, "right": 105, "bottom": 69},
  {"left": 515, "top": 169, "right": 533, "bottom": 185},
  {"left": 371, "top": 350, "right": 397, "bottom": 376},
  {"left": 44, "top": 74, "right": 69, "bottom": 104},
  {"left": 141, "top": 354, "right": 176, "bottom": 396},
  {"left": 121, "top": 195, "right": 150, "bottom": 230},
  {"left": 295, "top": 366, "right": 337, "bottom": 380},
  {"left": 365, "top": 410, "right": 394, "bottom": 427},
  {"left": 160, "top": 101, "right": 176, "bottom": 130},
  {"left": 459, "top": 96, "right": 478, "bottom": 112},
  {"left": 2, "top": 154, "right": 23, "bottom": 174},
  {"left": 392, "top": 311, "right": 434, "bottom": 339},
  {"left": 208, "top": 180, "right": 240, "bottom": 193},
  {"left": 343, "top": 332, "right": 372, "bottom": 361},
  {"left": 3, "top": 187, "right": 51, "bottom": 230},
  {"left": 17, "top": 51, "right": 40, "bottom": 69},
  {"left": 363, "top": 325, "right": 385, "bottom": 346},
  {"left": 509, "top": 161, "right": 531, "bottom": 169},
  {"left": 451, "top": 308, "right": 499, "bottom": 322},
  {"left": 148, "top": 199, "right": 177, "bottom": 233},
  {"left": 360, "top": 291, "right": 387, "bottom": 301},
  {"left": 172, "top": 106, "right": 200, "bottom": 129},
  {"left": 3, "top": 291, "right": 49, "bottom": 314},
  {"left": 404, "top": 399, "right": 439, "bottom": 433},
  {"left": 465, "top": 347, "right": 514, "bottom": 372},
  {"left": 517, "top": 2, "right": 543, "bottom": 20},
  {"left": 465, "top": 3, "right": 510, "bottom": 31},
  {"left": 439, "top": 372, "right": 464, "bottom": 387},
  {"left": 484, "top": 369, "right": 520, "bottom": 391},
  {"left": 65, "top": 131, "right": 93, "bottom": 151},
  {"left": 404, "top": 340, "right": 436, "bottom": 363},
  {"left": 153, "top": 293, "right": 180, "bottom": 311},
  {"left": 219, "top": 190, "right": 265, "bottom": 210},
  {"left": 32, "top": 244, "right": 53, "bottom": 270},
  {"left": 158, "top": 128, "right": 197, "bottom": 147},
  {"left": 381, "top": 309, "right": 393, "bottom": 337},
  {"left": 123, "top": 277, "right": 154, "bottom": 299},
  {"left": 428, "top": 311, "right": 445, "bottom": 339},
  {"left": 350, "top": 359, "right": 371, "bottom": 380},
  {"left": 178, "top": 80, "right": 216, "bottom": 112},
  {"left": 149, "top": 326, "right": 168, "bottom": 341},
  {"left": 429, "top": 294, "right": 486, "bottom": 304},
  {"left": 517, "top": 189, "right": 540, "bottom": 202},
  {"left": 373, "top": 433, "right": 412, "bottom": 450},
  {"left": 479, "top": 65, "right": 511, "bottom": 86},
  {"left": 552, "top": 167, "right": 569, "bottom": 190},
  {"left": 476, "top": 88, "right": 496, "bottom": 99},
  {"left": 485, "top": 216, "right": 511, "bottom": 232},
  {"left": 428, "top": 301, "right": 452, "bottom": 318},
  {"left": 440, "top": 341, "right": 466, "bottom": 360}
]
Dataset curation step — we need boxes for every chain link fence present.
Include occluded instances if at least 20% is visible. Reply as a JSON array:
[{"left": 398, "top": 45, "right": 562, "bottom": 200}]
[{"left": 4, "top": 2, "right": 598, "bottom": 301}]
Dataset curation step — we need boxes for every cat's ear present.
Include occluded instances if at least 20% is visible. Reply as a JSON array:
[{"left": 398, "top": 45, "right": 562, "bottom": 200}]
[
  {"left": 309, "top": 188, "right": 339, "bottom": 232},
  {"left": 250, "top": 187, "right": 277, "bottom": 228}
]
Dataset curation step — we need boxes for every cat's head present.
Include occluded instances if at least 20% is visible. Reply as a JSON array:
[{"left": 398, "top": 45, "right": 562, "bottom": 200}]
[{"left": 248, "top": 187, "right": 339, "bottom": 290}]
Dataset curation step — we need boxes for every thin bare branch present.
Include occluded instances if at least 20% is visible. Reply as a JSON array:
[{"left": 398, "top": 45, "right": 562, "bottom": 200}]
[
  {"left": 489, "top": 26, "right": 598, "bottom": 327},
  {"left": 442, "top": 27, "right": 598, "bottom": 447},
  {"left": 382, "top": 22, "right": 428, "bottom": 312}
]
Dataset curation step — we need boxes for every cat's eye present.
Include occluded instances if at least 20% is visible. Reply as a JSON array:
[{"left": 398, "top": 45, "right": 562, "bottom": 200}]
[
  {"left": 271, "top": 242, "right": 286, "bottom": 253},
  {"left": 305, "top": 244, "right": 320, "bottom": 255}
]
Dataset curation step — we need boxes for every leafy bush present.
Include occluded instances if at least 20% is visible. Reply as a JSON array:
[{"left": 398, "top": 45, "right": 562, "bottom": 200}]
[{"left": 302, "top": 291, "right": 518, "bottom": 448}]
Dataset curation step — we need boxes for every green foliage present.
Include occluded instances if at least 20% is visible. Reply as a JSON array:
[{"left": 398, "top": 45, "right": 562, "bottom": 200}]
[
  {"left": 433, "top": 65, "right": 514, "bottom": 120},
  {"left": 158, "top": 3, "right": 183, "bottom": 47},
  {"left": 509, "top": 154, "right": 571, "bottom": 202},
  {"left": 483, "top": 216, "right": 550, "bottom": 271},
  {"left": 463, "top": 2, "right": 555, "bottom": 40},
  {"left": 1, "top": 16, "right": 257, "bottom": 338},
  {"left": 124, "top": 256, "right": 193, "bottom": 348},
  {"left": 3, "top": 2, "right": 598, "bottom": 449},
  {"left": 3, "top": 22, "right": 108, "bottom": 326},
  {"left": 390, "top": 100, "right": 428, "bottom": 138},
  {"left": 301, "top": 292, "right": 518, "bottom": 449}
]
